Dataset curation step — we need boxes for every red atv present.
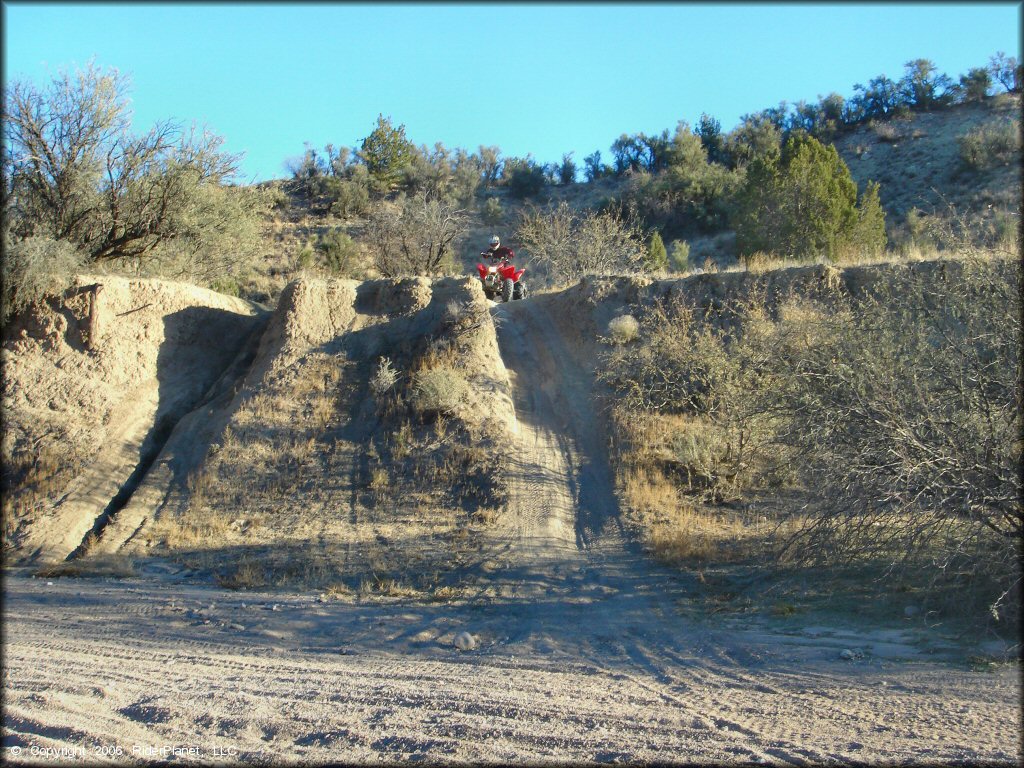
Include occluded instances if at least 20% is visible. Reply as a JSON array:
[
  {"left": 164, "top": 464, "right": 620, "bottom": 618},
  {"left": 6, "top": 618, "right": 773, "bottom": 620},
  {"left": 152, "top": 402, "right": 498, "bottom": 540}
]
[{"left": 477, "top": 253, "right": 527, "bottom": 302}]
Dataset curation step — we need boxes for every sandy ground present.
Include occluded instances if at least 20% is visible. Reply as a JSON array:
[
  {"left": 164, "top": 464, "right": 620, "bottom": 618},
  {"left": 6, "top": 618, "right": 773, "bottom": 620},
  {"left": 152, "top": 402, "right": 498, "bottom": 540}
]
[
  {"left": 3, "top": 559, "right": 1020, "bottom": 766},
  {"left": 4, "top": 290, "right": 1022, "bottom": 765}
]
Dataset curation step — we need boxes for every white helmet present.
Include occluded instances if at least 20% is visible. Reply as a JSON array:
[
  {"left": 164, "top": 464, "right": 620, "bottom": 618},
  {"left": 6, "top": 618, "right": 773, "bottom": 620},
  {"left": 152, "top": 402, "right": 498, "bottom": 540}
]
[{"left": 489, "top": 235, "right": 500, "bottom": 247}]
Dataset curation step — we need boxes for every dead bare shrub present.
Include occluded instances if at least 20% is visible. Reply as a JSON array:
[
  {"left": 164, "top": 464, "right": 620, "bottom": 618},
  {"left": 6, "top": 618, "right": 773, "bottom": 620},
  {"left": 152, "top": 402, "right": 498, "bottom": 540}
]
[
  {"left": 775, "top": 259, "right": 1021, "bottom": 620},
  {"left": 370, "top": 356, "right": 400, "bottom": 397},
  {"left": 365, "top": 191, "right": 468, "bottom": 277},
  {"left": 872, "top": 122, "right": 904, "bottom": 143},
  {"left": 516, "top": 201, "right": 646, "bottom": 287}
]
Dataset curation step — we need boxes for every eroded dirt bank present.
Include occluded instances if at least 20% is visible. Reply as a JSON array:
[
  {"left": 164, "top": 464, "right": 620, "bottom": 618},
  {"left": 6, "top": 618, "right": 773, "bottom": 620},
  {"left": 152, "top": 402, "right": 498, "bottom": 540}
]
[{"left": 2, "top": 276, "right": 266, "bottom": 564}]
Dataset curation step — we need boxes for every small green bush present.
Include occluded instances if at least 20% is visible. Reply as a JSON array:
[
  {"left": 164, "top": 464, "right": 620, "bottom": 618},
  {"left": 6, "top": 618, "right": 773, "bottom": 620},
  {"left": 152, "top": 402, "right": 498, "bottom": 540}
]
[
  {"left": 209, "top": 276, "right": 241, "bottom": 297},
  {"left": 327, "top": 172, "right": 370, "bottom": 217},
  {"left": 669, "top": 240, "right": 691, "bottom": 272},
  {"left": 905, "top": 207, "right": 931, "bottom": 247},
  {"left": 646, "top": 232, "right": 668, "bottom": 272},
  {"left": 266, "top": 185, "right": 291, "bottom": 211},
  {"left": 670, "top": 419, "right": 732, "bottom": 485},
  {"left": 296, "top": 244, "right": 315, "bottom": 270},
  {"left": 316, "top": 229, "right": 361, "bottom": 277},
  {"left": 503, "top": 158, "right": 546, "bottom": 198},
  {"left": 1, "top": 236, "right": 86, "bottom": 322},
  {"left": 482, "top": 197, "right": 504, "bottom": 226}
]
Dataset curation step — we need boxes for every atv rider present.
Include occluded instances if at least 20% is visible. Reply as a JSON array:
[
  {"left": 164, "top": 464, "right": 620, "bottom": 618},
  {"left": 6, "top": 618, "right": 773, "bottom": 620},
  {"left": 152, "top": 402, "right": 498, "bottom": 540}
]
[
  {"left": 477, "top": 234, "right": 527, "bottom": 301},
  {"left": 482, "top": 235, "right": 515, "bottom": 264}
]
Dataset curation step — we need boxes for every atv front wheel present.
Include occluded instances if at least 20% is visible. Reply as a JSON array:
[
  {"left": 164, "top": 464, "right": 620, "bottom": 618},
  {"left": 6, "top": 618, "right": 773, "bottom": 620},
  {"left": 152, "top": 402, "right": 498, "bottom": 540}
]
[
  {"left": 502, "top": 278, "right": 514, "bottom": 303},
  {"left": 513, "top": 281, "right": 527, "bottom": 300}
]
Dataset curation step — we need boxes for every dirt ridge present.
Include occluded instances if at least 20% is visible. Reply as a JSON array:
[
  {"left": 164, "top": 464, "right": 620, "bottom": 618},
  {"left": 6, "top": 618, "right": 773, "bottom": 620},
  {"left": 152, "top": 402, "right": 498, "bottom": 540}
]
[{"left": 3, "top": 276, "right": 266, "bottom": 563}]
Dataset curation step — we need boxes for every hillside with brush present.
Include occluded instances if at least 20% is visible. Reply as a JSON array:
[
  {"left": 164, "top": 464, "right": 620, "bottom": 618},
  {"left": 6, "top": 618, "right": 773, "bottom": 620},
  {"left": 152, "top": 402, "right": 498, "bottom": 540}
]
[{"left": 241, "top": 93, "right": 1019, "bottom": 304}]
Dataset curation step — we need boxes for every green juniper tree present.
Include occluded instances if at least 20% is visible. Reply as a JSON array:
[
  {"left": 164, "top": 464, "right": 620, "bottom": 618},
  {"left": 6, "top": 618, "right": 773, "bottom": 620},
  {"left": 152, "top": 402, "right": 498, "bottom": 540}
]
[
  {"left": 733, "top": 133, "right": 884, "bottom": 261},
  {"left": 646, "top": 231, "right": 668, "bottom": 272},
  {"left": 359, "top": 114, "right": 415, "bottom": 194}
]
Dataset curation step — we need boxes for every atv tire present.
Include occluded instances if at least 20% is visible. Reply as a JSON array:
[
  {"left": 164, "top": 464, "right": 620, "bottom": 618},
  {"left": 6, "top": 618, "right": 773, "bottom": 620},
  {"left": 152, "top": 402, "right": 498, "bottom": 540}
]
[
  {"left": 502, "top": 277, "right": 514, "bottom": 303},
  {"left": 513, "top": 281, "right": 527, "bottom": 300}
]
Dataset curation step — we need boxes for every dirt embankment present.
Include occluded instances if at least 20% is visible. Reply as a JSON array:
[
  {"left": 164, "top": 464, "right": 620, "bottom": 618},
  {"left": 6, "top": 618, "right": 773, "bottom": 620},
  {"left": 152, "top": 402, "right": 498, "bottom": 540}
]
[
  {"left": 109, "top": 276, "right": 516, "bottom": 589},
  {"left": 2, "top": 277, "right": 267, "bottom": 563},
  {"left": 3, "top": 260, "right": 988, "bottom": 571}
]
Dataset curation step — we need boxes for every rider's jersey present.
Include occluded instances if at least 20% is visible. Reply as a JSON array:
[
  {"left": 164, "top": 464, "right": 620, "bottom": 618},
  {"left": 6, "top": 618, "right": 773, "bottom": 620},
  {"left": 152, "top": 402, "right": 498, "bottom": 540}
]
[{"left": 484, "top": 245, "right": 515, "bottom": 261}]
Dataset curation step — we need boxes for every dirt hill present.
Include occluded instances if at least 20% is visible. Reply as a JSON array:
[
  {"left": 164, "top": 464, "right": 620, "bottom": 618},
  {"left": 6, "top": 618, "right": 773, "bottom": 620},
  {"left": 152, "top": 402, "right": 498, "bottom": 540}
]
[
  {"left": 2, "top": 277, "right": 266, "bottom": 563},
  {"left": 3, "top": 258, "right": 1003, "bottom": 582}
]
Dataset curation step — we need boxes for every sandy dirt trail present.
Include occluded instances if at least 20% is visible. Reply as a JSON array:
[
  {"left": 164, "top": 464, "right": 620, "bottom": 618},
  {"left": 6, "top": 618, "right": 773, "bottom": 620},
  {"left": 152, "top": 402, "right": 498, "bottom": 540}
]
[{"left": 2, "top": 295, "right": 1021, "bottom": 765}]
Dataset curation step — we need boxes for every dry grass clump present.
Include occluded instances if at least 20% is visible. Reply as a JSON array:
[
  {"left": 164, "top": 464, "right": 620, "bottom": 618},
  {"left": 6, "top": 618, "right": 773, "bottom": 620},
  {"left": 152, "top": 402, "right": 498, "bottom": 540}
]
[
  {"left": 1, "top": 442, "right": 81, "bottom": 547},
  {"left": 648, "top": 510, "right": 749, "bottom": 565},
  {"left": 872, "top": 122, "right": 904, "bottom": 143},
  {"left": 197, "top": 546, "right": 358, "bottom": 591},
  {"left": 957, "top": 117, "right": 1022, "bottom": 170},
  {"left": 740, "top": 251, "right": 781, "bottom": 273},
  {"left": 358, "top": 575, "right": 421, "bottom": 599},
  {"left": 429, "top": 584, "right": 465, "bottom": 602},
  {"left": 410, "top": 366, "right": 470, "bottom": 417},
  {"left": 149, "top": 464, "right": 270, "bottom": 555},
  {"left": 606, "top": 314, "right": 640, "bottom": 344},
  {"left": 215, "top": 557, "right": 268, "bottom": 589},
  {"left": 186, "top": 352, "right": 356, "bottom": 519},
  {"left": 210, "top": 550, "right": 362, "bottom": 592},
  {"left": 361, "top": 408, "right": 506, "bottom": 525},
  {"left": 620, "top": 466, "right": 778, "bottom": 566},
  {"left": 150, "top": 504, "right": 240, "bottom": 551},
  {"left": 324, "top": 582, "right": 354, "bottom": 598}
]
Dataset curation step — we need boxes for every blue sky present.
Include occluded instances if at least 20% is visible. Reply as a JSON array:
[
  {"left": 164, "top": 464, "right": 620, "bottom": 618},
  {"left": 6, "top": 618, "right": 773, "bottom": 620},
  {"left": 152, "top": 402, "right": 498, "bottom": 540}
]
[{"left": 3, "top": 2, "right": 1020, "bottom": 183}]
